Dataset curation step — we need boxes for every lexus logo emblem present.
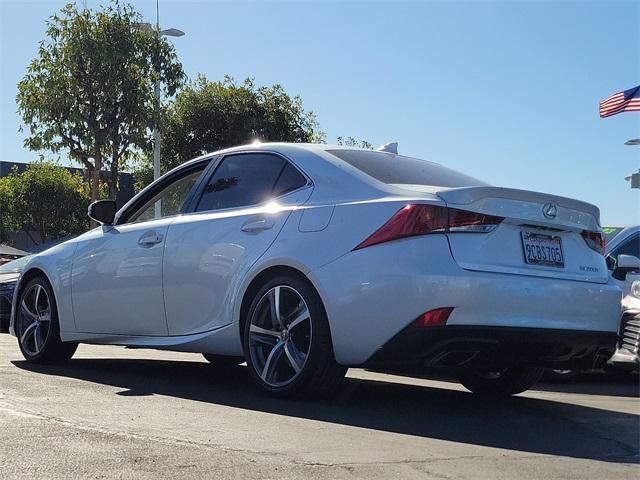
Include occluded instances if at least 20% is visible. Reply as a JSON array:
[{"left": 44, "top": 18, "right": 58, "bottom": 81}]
[{"left": 542, "top": 203, "right": 558, "bottom": 219}]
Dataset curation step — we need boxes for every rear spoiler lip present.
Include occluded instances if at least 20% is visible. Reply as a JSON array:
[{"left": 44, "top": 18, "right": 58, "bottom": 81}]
[
  {"left": 434, "top": 186, "right": 599, "bottom": 217},
  {"left": 386, "top": 184, "right": 599, "bottom": 218},
  {"left": 435, "top": 186, "right": 601, "bottom": 231}
]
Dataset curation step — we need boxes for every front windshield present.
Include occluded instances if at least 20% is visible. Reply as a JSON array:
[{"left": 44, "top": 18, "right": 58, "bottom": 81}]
[
  {"left": 602, "top": 226, "right": 625, "bottom": 244},
  {"left": 0, "top": 255, "right": 31, "bottom": 274}
]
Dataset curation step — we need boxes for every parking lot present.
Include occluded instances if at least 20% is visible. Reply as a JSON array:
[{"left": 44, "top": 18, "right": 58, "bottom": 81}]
[{"left": 0, "top": 334, "right": 637, "bottom": 480}]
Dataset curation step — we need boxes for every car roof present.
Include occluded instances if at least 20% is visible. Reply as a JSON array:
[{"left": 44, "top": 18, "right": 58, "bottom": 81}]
[{"left": 115, "top": 143, "right": 400, "bottom": 222}]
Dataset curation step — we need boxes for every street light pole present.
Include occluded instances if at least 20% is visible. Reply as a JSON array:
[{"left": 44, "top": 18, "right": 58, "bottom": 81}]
[
  {"left": 623, "top": 139, "right": 640, "bottom": 189},
  {"left": 153, "top": 27, "right": 184, "bottom": 185},
  {"left": 147, "top": 26, "right": 184, "bottom": 218},
  {"left": 136, "top": 22, "right": 184, "bottom": 182},
  {"left": 153, "top": 79, "right": 161, "bottom": 183}
]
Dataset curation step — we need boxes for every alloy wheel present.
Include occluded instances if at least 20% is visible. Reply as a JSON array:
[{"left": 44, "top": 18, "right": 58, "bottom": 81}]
[
  {"left": 248, "top": 285, "right": 312, "bottom": 387},
  {"left": 17, "top": 283, "right": 52, "bottom": 357}
]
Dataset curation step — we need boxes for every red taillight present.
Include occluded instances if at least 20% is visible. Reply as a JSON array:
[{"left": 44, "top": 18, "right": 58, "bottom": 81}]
[
  {"left": 410, "top": 307, "right": 454, "bottom": 328},
  {"left": 448, "top": 209, "right": 504, "bottom": 232},
  {"left": 354, "top": 204, "right": 504, "bottom": 250},
  {"left": 354, "top": 204, "right": 448, "bottom": 250},
  {"left": 581, "top": 230, "right": 605, "bottom": 255}
]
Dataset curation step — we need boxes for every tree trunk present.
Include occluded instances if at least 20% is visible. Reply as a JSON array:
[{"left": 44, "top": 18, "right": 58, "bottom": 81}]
[
  {"left": 40, "top": 222, "right": 46, "bottom": 245},
  {"left": 92, "top": 153, "right": 102, "bottom": 202},
  {"left": 108, "top": 160, "right": 118, "bottom": 201},
  {"left": 89, "top": 154, "right": 102, "bottom": 229}
]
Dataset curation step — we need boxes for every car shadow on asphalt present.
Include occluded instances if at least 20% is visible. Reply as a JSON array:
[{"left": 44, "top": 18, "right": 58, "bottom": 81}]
[
  {"left": 535, "top": 375, "right": 640, "bottom": 398},
  {"left": 12, "top": 358, "right": 640, "bottom": 465},
  {"left": 369, "top": 368, "right": 640, "bottom": 399}
]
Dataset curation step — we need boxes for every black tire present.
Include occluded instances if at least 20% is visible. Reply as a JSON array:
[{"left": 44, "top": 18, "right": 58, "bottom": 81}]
[
  {"left": 15, "top": 276, "right": 77, "bottom": 364},
  {"left": 202, "top": 354, "right": 245, "bottom": 366},
  {"left": 542, "top": 368, "right": 578, "bottom": 383},
  {"left": 458, "top": 365, "right": 544, "bottom": 396},
  {"left": 243, "top": 275, "right": 346, "bottom": 399}
]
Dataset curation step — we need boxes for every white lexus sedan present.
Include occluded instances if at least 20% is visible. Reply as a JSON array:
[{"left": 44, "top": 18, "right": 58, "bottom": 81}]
[{"left": 10, "top": 143, "right": 622, "bottom": 398}]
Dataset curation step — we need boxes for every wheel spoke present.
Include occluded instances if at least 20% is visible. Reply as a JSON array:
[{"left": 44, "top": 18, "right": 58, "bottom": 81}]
[
  {"left": 269, "top": 286, "right": 283, "bottom": 329},
  {"left": 249, "top": 324, "right": 279, "bottom": 345},
  {"left": 250, "top": 324, "right": 279, "bottom": 337},
  {"left": 33, "top": 325, "right": 43, "bottom": 353},
  {"left": 252, "top": 335, "right": 278, "bottom": 346},
  {"left": 20, "top": 321, "right": 38, "bottom": 348},
  {"left": 284, "top": 342, "right": 304, "bottom": 374},
  {"left": 33, "top": 285, "right": 43, "bottom": 315},
  {"left": 261, "top": 340, "right": 285, "bottom": 383},
  {"left": 287, "top": 306, "right": 310, "bottom": 331},
  {"left": 20, "top": 299, "right": 38, "bottom": 322}
]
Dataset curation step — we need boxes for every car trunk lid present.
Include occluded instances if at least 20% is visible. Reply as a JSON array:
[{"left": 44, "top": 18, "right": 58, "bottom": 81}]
[{"left": 390, "top": 185, "right": 608, "bottom": 284}]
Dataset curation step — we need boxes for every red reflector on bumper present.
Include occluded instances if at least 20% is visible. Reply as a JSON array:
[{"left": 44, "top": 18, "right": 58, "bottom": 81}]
[{"left": 410, "top": 307, "right": 454, "bottom": 328}]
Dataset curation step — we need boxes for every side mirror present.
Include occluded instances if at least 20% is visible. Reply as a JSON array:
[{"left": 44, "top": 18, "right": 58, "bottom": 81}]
[
  {"left": 88, "top": 200, "right": 117, "bottom": 225},
  {"left": 612, "top": 254, "right": 640, "bottom": 281}
]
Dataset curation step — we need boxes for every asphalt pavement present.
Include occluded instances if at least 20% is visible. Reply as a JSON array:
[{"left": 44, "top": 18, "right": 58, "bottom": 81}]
[{"left": 0, "top": 334, "right": 638, "bottom": 479}]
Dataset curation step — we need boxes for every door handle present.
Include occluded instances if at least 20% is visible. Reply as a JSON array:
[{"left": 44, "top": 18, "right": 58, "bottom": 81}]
[
  {"left": 241, "top": 217, "right": 275, "bottom": 233},
  {"left": 138, "top": 231, "right": 164, "bottom": 247}
]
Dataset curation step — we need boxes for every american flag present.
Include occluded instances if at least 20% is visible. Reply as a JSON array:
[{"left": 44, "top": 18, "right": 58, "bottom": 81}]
[{"left": 599, "top": 85, "right": 640, "bottom": 118}]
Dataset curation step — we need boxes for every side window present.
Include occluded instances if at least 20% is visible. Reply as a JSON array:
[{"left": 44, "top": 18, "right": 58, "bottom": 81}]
[
  {"left": 606, "top": 234, "right": 640, "bottom": 270},
  {"left": 195, "top": 153, "right": 306, "bottom": 212},
  {"left": 273, "top": 163, "right": 307, "bottom": 197},
  {"left": 123, "top": 168, "right": 204, "bottom": 224}
]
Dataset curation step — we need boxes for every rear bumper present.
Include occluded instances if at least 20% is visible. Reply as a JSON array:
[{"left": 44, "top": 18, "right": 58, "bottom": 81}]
[
  {"left": 309, "top": 235, "right": 622, "bottom": 365},
  {"left": 366, "top": 326, "right": 618, "bottom": 370}
]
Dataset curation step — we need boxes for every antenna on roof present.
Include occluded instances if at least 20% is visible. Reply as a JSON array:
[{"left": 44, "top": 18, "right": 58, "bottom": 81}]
[{"left": 377, "top": 142, "right": 398, "bottom": 154}]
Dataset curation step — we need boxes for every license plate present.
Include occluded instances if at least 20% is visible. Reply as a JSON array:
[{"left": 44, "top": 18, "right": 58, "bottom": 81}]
[{"left": 521, "top": 232, "right": 564, "bottom": 268}]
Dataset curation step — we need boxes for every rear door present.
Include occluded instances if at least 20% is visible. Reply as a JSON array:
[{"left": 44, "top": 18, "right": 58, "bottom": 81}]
[
  {"left": 436, "top": 186, "right": 608, "bottom": 283},
  {"left": 162, "top": 151, "right": 312, "bottom": 336}
]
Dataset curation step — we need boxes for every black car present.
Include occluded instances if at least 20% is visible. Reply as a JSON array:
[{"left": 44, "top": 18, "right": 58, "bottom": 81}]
[{"left": 0, "top": 256, "right": 31, "bottom": 333}]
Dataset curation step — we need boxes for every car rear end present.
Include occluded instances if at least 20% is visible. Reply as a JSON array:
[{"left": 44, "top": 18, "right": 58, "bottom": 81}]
[
  {"left": 311, "top": 149, "right": 621, "bottom": 372},
  {"left": 360, "top": 192, "right": 619, "bottom": 371}
]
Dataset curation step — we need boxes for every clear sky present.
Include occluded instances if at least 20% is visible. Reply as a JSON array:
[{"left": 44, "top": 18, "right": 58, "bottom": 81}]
[{"left": 1, "top": 0, "right": 639, "bottom": 225}]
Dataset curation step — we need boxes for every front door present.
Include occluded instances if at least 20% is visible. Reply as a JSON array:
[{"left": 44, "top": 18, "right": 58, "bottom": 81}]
[
  {"left": 71, "top": 218, "right": 174, "bottom": 335},
  {"left": 71, "top": 164, "right": 208, "bottom": 335}
]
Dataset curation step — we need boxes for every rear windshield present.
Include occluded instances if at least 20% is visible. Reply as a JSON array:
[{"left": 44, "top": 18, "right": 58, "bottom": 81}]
[{"left": 327, "top": 149, "right": 487, "bottom": 188}]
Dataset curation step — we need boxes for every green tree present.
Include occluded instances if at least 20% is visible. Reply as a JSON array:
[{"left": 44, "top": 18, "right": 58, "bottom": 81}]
[
  {"left": 16, "top": 1, "right": 184, "bottom": 202},
  {"left": 0, "top": 179, "right": 15, "bottom": 244},
  {"left": 0, "top": 163, "right": 91, "bottom": 245},
  {"left": 135, "top": 75, "right": 324, "bottom": 188}
]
